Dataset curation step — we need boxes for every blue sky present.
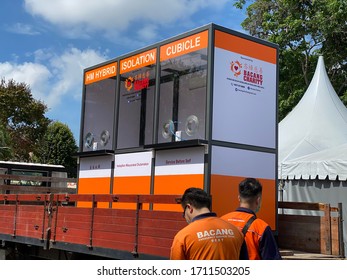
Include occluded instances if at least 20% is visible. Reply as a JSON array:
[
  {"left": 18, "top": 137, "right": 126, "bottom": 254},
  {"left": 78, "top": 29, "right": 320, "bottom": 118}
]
[{"left": 0, "top": 0, "right": 247, "bottom": 145}]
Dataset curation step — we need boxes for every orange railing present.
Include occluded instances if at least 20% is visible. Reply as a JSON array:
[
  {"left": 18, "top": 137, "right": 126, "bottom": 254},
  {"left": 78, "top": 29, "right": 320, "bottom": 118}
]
[{"left": 0, "top": 194, "right": 185, "bottom": 259}]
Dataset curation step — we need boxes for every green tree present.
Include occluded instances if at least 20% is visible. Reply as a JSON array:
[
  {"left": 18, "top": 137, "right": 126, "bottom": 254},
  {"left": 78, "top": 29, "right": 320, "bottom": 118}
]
[
  {"left": 0, "top": 124, "right": 12, "bottom": 160},
  {"left": 0, "top": 78, "right": 51, "bottom": 161},
  {"left": 37, "top": 121, "right": 78, "bottom": 177},
  {"left": 234, "top": 0, "right": 347, "bottom": 120}
]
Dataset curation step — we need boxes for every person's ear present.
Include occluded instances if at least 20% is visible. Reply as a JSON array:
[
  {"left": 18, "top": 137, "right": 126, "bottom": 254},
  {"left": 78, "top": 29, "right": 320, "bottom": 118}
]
[
  {"left": 187, "top": 204, "right": 193, "bottom": 214},
  {"left": 255, "top": 196, "right": 262, "bottom": 213}
]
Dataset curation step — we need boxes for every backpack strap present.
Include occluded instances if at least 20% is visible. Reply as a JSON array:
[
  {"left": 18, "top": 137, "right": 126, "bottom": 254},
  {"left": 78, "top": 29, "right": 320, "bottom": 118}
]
[{"left": 242, "top": 215, "right": 257, "bottom": 235}]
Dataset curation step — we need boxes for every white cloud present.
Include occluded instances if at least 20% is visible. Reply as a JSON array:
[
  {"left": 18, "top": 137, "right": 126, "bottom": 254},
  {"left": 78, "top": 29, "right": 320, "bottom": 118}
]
[
  {"left": 0, "top": 48, "right": 107, "bottom": 109},
  {"left": 0, "top": 48, "right": 107, "bottom": 141},
  {"left": 24, "top": 0, "right": 228, "bottom": 39},
  {"left": 49, "top": 48, "right": 108, "bottom": 103},
  {"left": 136, "top": 24, "right": 158, "bottom": 42},
  {"left": 0, "top": 62, "right": 51, "bottom": 102},
  {"left": 6, "top": 23, "right": 40, "bottom": 35}
]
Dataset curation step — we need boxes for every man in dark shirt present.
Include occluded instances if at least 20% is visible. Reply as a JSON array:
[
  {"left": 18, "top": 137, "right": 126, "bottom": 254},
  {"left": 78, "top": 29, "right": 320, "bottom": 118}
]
[{"left": 221, "top": 178, "right": 282, "bottom": 260}]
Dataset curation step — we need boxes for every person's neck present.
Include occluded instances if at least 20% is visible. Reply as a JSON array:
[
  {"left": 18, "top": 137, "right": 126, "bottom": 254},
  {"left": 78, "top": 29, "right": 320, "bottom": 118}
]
[
  {"left": 239, "top": 203, "right": 256, "bottom": 213},
  {"left": 192, "top": 207, "right": 210, "bottom": 218}
]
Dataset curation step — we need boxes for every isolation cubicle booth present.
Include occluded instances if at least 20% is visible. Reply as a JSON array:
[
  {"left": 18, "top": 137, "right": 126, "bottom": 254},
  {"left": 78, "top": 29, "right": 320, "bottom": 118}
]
[{"left": 77, "top": 23, "right": 279, "bottom": 230}]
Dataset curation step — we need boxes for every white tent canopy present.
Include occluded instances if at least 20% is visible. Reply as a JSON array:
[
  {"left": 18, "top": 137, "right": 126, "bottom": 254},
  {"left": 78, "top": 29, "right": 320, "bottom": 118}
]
[
  {"left": 279, "top": 56, "right": 347, "bottom": 255},
  {"left": 280, "top": 143, "right": 347, "bottom": 180},
  {"left": 279, "top": 56, "right": 347, "bottom": 179}
]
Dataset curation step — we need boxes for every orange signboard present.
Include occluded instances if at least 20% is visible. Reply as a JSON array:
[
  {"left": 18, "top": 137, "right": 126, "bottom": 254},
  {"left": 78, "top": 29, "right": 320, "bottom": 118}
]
[
  {"left": 120, "top": 49, "right": 157, "bottom": 74},
  {"left": 84, "top": 62, "right": 117, "bottom": 85},
  {"left": 214, "top": 30, "right": 276, "bottom": 64},
  {"left": 160, "top": 30, "right": 208, "bottom": 61}
]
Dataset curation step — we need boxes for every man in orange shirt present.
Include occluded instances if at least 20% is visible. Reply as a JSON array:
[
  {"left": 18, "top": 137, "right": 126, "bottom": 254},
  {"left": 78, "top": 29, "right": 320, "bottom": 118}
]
[
  {"left": 170, "top": 187, "right": 248, "bottom": 260},
  {"left": 221, "top": 178, "right": 281, "bottom": 260}
]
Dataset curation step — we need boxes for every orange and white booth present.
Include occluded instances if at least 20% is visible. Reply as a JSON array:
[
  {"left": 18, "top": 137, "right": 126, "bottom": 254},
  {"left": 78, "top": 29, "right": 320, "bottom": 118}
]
[{"left": 77, "top": 23, "right": 279, "bottom": 231}]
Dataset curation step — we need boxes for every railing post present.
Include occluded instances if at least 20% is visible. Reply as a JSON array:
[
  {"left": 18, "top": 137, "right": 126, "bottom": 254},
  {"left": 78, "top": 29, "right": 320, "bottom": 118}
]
[
  {"left": 132, "top": 195, "right": 141, "bottom": 258},
  {"left": 44, "top": 193, "right": 54, "bottom": 250},
  {"left": 52, "top": 195, "right": 60, "bottom": 244},
  {"left": 88, "top": 195, "right": 96, "bottom": 248},
  {"left": 12, "top": 194, "right": 18, "bottom": 237},
  {"left": 323, "top": 203, "right": 332, "bottom": 255},
  {"left": 338, "top": 202, "right": 345, "bottom": 258},
  {"left": 41, "top": 195, "right": 47, "bottom": 241}
]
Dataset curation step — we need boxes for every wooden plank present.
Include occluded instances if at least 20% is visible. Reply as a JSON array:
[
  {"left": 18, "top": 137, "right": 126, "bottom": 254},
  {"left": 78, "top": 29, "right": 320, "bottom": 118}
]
[
  {"left": 0, "top": 228, "right": 12, "bottom": 235},
  {"left": 0, "top": 206, "right": 16, "bottom": 215},
  {"left": 323, "top": 204, "right": 332, "bottom": 254},
  {"left": 54, "top": 219, "right": 92, "bottom": 230},
  {"left": 56, "top": 207, "right": 93, "bottom": 215},
  {"left": 15, "top": 216, "right": 45, "bottom": 225},
  {"left": 138, "top": 195, "right": 182, "bottom": 204},
  {"left": 56, "top": 213, "right": 135, "bottom": 226},
  {"left": 15, "top": 229, "right": 43, "bottom": 239},
  {"left": 54, "top": 217, "right": 135, "bottom": 233},
  {"left": 56, "top": 194, "right": 93, "bottom": 203},
  {"left": 279, "top": 201, "right": 327, "bottom": 211},
  {"left": 138, "top": 235, "right": 173, "bottom": 247},
  {"left": 93, "top": 216, "right": 136, "bottom": 226},
  {"left": 138, "top": 218, "right": 184, "bottom": 231},
  {"left": 331, "top": 217, "right": 340, "bottom": 256},
  {"left": 92, "top": 239, "right": 134, "bottom": 252},
  {"left": 278, "top": 211, "right": 341, "bottom": 256},
  {"left": 54, "top": 228, "right": 90, "bottom": 240},
  {"left": 278, "top": 214, "right": 322, "bottom": 253},
  {"left": 0, "top": 194, "right": 17, "bottom": 201},
  {"left": 137, "top": 243, "right": 171, "bottom": 258},
  {"left": 56, "top": 194, "right": 139, "bottom": 204},
  {"left": 139, "top": 210, "right": 182, "bottom": 220},
  {"left": 93, "top": 223, "right": 135, "bottom": 234},
  {"left": 0, "top": 206, "right": 15, "bottom": 231},
  {"left": 138, "top": 227, "right": 179, "bottom": 239},
  {"left": 0, "top": 185, "right": 76, "bottom": 194},
  {"left": 54, "top": 210, "right": 93, "bottom": 221},
  {"left": 95, "top": 194, "right": 138, "bottom": 203},
  {"left": 0, "top": 174, "right": 77, "bottom": 183},
  {"left": 15, "top": 210, "right": 45, "bottom": 219},
  {"left": 136, "top": 208, "right": 182, "bottom": 257},
  {"left": 94, "top": 208, "right": 137, "bottom": 218},
  {"left": 53, "top": 234, "right": 90, "bottom": 245},
  {"left": 92, "top": 231, "right": 135, "bottom": 243}
]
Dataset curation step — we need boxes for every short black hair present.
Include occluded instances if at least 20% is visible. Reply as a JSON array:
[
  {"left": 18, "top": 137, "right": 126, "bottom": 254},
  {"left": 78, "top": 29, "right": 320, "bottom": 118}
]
[
  {"left": 181, "top": 187, "right": 211, "bottom": 210},
  {"left": 239, "top": 178, "right": 262, "bottom": 200}
]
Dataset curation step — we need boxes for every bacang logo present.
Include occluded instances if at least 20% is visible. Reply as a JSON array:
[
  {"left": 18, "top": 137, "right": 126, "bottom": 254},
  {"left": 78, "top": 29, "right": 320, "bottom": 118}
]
[
  {"left": 230, "top": 60, "right": 242, "bottom": 77},
  {"left": 125, "top": 76, "right": 134, "bottom": 91},
  {"left": 230, "top": 59, "right": 264, "bottom": 86},
  {"left": 124, "top": 71, "right": 150, "bottom": 92},
  {"left": 196, "top": 228, "right": 235, "bottom": 242},
  {"left": 89, "top": 164, "right": 101, "bottom": 170},
  {"left": 243, "top": 69, "right": 263, "bottom": 85}
]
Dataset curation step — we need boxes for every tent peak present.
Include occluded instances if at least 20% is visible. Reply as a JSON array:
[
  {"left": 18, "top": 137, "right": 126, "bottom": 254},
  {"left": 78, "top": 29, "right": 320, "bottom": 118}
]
[{"left": 279, "top": 55, "right": 347, "bottom": 164}]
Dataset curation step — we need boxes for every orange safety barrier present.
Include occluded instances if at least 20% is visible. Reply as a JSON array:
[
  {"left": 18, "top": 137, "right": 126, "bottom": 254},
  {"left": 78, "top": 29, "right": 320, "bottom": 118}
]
[{"left": 0, "top": 194, "right": 186, "bottom": 259}]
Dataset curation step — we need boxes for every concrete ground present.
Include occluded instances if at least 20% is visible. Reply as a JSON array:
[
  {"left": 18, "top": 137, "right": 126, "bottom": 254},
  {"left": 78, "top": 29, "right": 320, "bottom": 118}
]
[{"left": 280, "top": 249, "right": 345, "bottom": 260}]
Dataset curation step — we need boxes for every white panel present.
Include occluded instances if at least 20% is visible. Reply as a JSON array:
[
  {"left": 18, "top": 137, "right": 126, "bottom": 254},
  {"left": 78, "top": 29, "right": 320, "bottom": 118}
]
[
  {"left": 114, "top": 151, "right": 153, "bottom": 177},
  {"left": 155, "top": 146, "right": 205, "bottom": 175},
  {"left": 79, "top": 155, "right": 113, "bottom": 178},
  {"left": 212, "top": 48, "right": 276, "bottom": 148},
  {"left": 211, "top": 146, "right": 275, "bottom": 179}
]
